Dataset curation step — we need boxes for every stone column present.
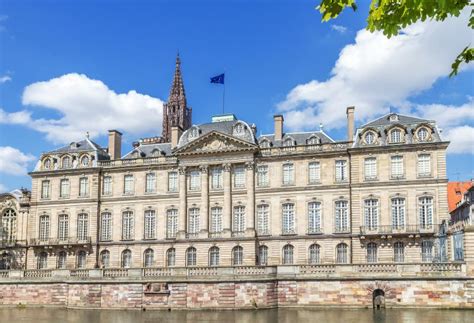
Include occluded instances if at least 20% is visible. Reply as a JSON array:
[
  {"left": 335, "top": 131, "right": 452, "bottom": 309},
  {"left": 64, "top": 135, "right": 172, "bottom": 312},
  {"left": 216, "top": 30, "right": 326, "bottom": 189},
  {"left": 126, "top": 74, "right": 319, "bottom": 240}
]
[
  {"left": 177, "top": 166, "right": 187, "bottom": 239},
  {"left": 200, "top": 165, "right": 209, "bottom": 238},
  {"left": 223, "top": 163, "right": 232, "bottom": 237},
  {"left": 245, "top": 161, "right": 256, "bottom": 237}
]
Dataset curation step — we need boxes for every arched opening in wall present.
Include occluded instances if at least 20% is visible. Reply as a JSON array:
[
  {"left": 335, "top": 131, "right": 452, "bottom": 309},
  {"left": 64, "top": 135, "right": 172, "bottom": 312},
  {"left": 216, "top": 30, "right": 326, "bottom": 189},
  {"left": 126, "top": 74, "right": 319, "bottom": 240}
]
[{"left": 372, "top": 289, "right": 385, "bottom": 309}]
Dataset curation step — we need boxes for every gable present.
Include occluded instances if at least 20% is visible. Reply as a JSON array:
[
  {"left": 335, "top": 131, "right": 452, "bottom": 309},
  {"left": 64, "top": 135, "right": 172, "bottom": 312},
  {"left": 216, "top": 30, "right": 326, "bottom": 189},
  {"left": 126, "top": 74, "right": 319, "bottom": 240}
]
[{"left": 174, "top": 131, "right": 258, "bottom": 156}]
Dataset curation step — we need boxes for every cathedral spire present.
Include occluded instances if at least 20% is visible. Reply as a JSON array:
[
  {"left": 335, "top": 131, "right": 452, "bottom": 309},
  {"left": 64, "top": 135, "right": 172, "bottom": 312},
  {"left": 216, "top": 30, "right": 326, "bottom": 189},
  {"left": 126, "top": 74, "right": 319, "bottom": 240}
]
[{"left": 169, "top": 53, "right": 186, "bottom": 105}]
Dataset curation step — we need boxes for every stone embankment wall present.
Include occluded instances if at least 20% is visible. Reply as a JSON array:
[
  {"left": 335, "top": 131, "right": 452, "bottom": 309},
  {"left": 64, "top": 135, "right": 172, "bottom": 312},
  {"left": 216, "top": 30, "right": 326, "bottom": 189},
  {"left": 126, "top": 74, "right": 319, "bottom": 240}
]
[{"left": 1, "top": 279, "right": 473, "bottom": 309}]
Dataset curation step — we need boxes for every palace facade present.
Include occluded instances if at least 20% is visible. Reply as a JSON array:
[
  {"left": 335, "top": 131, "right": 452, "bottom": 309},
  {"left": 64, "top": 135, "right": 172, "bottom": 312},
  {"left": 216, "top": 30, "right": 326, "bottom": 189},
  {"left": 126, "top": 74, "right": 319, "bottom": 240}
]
[{"left": 0, "top": 56, "right": 461, "bottom": 273}]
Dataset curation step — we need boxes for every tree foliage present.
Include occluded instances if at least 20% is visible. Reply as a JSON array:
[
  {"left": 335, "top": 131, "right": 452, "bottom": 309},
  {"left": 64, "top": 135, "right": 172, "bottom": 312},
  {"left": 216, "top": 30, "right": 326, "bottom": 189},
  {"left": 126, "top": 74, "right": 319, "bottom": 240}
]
[{"left": 316, "top": 0, "right": 473, "bottom": 76}]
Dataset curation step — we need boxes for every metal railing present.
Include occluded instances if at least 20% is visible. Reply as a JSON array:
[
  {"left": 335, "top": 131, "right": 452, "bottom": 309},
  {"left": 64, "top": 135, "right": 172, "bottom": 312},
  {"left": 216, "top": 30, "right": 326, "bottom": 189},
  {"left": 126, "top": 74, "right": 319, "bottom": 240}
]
[{"left": 359, "top": 225, "right": 436, "bottom": 235}]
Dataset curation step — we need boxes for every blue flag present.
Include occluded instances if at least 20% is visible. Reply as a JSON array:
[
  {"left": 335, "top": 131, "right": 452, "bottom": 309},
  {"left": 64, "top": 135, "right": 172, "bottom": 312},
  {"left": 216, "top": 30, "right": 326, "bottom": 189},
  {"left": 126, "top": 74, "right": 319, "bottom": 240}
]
[{"left": 210, "top": 73, "right": 225, "bottom": 84}]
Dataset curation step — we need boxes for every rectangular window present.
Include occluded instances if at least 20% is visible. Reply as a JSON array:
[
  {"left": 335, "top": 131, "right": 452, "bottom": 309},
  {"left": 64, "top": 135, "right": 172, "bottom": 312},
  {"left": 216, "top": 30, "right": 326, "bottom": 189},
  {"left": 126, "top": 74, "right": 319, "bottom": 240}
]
[
  {"left": 233, "top": 165, "right": 245, "bottom": 188},
  {"left": 79, "top": 177, "right": 88, "bottom": 197},
  {"left": 77, "top": 213, "right": 88, "bottom": 241},
  {"left": 308, "top": 202, "right": 321, "bottom": 234},
  {"left": 418, "top": 154, "right": 431, "bottom": 176},
  {"left": 257, "top": 165, "right": 269, "bottom": 187},
  {"left": 391, "top": 156, "right": 404, "bottom": 178},
  {"left": 257, "top": 205, "right": 269, "bottom": 235},
  {"left": 168, "top": 172, "right": 178, "bottom": 192},
  {"left": 282, "top": 203, "right": 295, "bottom": 234},
  {"left": 282, "top": 163, "right": 294, "bottom": 185},
  {"left": 188, "top": 170, "right": 201, "bottom": 191},
  {"left": 335, "top": 201, "right": 349, "bottom": 233},
  {"left": 145, "top": 173, "right": 156, "bottom": 193},
  {"left": 419, "top": 197, "right": 433, "bottom": 229},
  {"left": 188, "top": 208, "right": 200, "bottom": 234},
  {"left": 166, "top": 209, "right": 178, "bottom": 239},
  {"left": 233, "top": 206, "right": 246, "bottom": 233},
  {"left": 124, "top": 175, "right": 134, "bottom": 194},
  {"left": 41, "top": 180, "right": 50, "bottom": 199},
  {"left": 364, "top": 157, "right": 377, "bottom": 180},
  {"left": 100, "top": 212, "right": 112, "bottom": 241},
  {"left": 39, "top": 215, "right": 50, "bottom": 241},
  {"left": 211, "top": 207, "right": 223, "bottom": 233},
  {"left": 308, "top": 162, "right": 321, "bottom": 184},
  {"left": 391, "top": 198, "right": 405, "bottom": 229},
  {"left": 335, "top": 160, "right": 347, "bottom": 182},
  {"left": 364, "top": 199, "right": 378, "bottom": 231},
  {"left": 144, "top": 210, "right": 156, "bottom": 239},
  {"left": 122, "top": 211, "right": 134, "bottom": 240},
  {"left": 59, "top": 179, "right": 70, "bottom": 198},
  {"left": 421, "top": 240, "right": 433, "bottom": 262},
  {"left": 102, "top": 176, "right": 112, "bottom": 195},
  {"left": 58, "top": 215, "right": 69, "bottom": 241},
  {"left": 211, "top": 167, "right": 223, "bottom": 189}
]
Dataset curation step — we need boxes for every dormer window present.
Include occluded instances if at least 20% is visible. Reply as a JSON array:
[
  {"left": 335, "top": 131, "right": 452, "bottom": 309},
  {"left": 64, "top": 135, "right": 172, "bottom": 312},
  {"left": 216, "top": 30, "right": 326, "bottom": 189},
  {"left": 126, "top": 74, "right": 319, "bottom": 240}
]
[
  {"left": 390, "top": 129, "right": 402, "bottom": 143},
  {"left": 132, "top": 151, "right": 139, "bottom": 158},
  {"left": 233, "top": 123, "right": 245, "bottom": 136},
  {"left": 417, "top": 127, "right": 429, "bottom": 142},
  {"left": 43, "top": 158, "right": 52, "bottom": 169},
  {"left": 62, "top": 156, "right": 71, "bottom": 169},
  {"left": 81, "top": 155, "right": 90, "bottom": 166},
  {"left": 189, "top": 127, "right": 199, "bottom": 139},
  {"left": 306, "top": 136, "right": 320, "bottom": 145},
  {"left": 70, "top": 142, "right": 79, "bottom": 149},
  {"left": 389, "top": 114, "right": 399, "bottom": 122},
  {"left": 365, "top": 131, "right": 375, "bottom": 145},
  {"left": 260, "top": 140, "right": 271, "bottom": 148},
  {"left": 151, "top": 149, "right": 161, "bottom": 157},
  {"left": 283, "top": 138, "right": 294, "bottom": 147}
]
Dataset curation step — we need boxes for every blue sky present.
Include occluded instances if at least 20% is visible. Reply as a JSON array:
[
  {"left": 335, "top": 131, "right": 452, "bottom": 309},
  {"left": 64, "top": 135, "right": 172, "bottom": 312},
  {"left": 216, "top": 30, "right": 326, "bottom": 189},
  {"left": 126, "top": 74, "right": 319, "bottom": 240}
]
[{"left": 0, "top": 0, "right": 473, "bottom": 192}]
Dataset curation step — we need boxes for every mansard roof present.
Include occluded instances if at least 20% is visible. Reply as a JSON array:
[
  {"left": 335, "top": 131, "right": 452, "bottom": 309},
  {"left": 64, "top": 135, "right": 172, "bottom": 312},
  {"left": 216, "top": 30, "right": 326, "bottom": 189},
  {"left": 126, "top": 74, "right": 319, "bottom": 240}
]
[
  {"left": 258, "top": 131, "right": 334, "bottom": 147},
  {"left": 362, "top": 113, "right": 433, "bottom": 128},
  {"left": 46, "top": 138, "right": 109, "bottom": 160},
  {"left": 123, "top": 142, "right": 172, "bottom": 159}
]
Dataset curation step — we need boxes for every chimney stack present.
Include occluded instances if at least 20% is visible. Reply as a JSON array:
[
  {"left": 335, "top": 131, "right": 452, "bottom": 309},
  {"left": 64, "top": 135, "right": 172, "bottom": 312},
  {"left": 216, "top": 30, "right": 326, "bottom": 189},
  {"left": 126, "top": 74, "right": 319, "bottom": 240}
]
[
  {"left": 274, "top": 115, "right": 284, "bottom": 141},
  {"left": 346, "top": 107, "right": 355, "bottom": 142},
  {"left": 171, "top": 126, "right": 183, "bottom": 149},
  {"left": 108, "top": 130, "right": 122, "bottom": 160}
]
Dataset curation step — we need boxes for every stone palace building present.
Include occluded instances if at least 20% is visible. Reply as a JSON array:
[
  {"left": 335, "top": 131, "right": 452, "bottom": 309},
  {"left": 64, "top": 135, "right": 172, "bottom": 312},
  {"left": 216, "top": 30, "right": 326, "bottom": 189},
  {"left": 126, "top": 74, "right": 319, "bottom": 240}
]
[{"left": 0, "top": 56, "right": 473, "bottom": 309}]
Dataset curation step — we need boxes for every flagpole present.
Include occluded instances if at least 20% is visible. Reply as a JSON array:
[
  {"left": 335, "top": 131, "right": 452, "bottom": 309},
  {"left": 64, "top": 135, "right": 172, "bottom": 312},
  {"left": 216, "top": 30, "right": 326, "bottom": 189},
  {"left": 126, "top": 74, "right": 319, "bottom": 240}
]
[{"left": 222, "top": 80, "right": 225, "bottom": 114}]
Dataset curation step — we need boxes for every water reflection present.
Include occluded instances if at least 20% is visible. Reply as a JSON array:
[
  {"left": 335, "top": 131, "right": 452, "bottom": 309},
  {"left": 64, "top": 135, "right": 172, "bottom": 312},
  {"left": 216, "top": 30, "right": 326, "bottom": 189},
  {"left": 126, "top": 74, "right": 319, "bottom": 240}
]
[{"left": 0, "top": 307, "right": 473, "bottom": 323}]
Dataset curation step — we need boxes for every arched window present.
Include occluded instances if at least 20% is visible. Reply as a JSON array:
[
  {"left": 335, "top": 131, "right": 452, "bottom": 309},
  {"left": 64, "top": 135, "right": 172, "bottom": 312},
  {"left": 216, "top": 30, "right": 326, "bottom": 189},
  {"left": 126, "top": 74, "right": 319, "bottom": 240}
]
[
  {"left": 43, "top": 158, "right": 52, "bottom": 170},
  {"left": 2, "top": 209, "right": 17, "bottom": 243},
  {"left": 390, "top": 129, "right": 402, "bottom": 143},
  {"left": 189, "top": 127, "right": 199, "bottom": 139},
  {"left": 365, "top": 131, "right": 375, "bottom": 144},
  {"left": 306, "top": 136, "right": 320, "bottom": 145},
  {"left": 57, "top": 251, "right": 67, "bottom": 269},
  {"left": 186, "top": 247, "right": 197, "bottom": 266},
  {"left": 260, "top": 139, "right": 271, "bottom": 148},
  {"left": 282, "top": 244, "right": 294, "bottom": 265},
  {"left": 62, "top": 156, "right": 71, "bottom": 169},
  {"left": 364, "top": 199, "right": 378, "bottom": 231},
  {"left": 39, "top": 215, "right": 50, "bottom": 241},
  {"left": 81, "top": 155, "right": 90, "bottom": 166},
  {"left": 417, "top": 127, "right": 429, "bottom": 141},
  {"left": 394, "top": 242, "right": 404, "bottom": 263},
  {"left": 166, "top": 248, "right": 176, "bottom": 267},
  {"left": 37, "top": 252, "right": 48, "bottom": 269},
  {"left": 258, "top": 245, "right": 268, "bottom": 266},
  {"left": 336, "top": 243, "right": 348, "bottom": 264},
  {"left": 233, "top": 123, "right": 245, "bottom": 136},
  {"left": 144, "top": 249, "right": 154, "bottom": 267},
  {"left": 100, "top": 250, "right": 110, "bottom": 268},
  {"left": 151, "top": 149, "right": 161, "bottom": 157},
  {"left": 308, "top": 244, "right": 320, "bottom": 264},
  {"left": 367, "top": 242, "right": 378, "bottom": 263},
  {"left": 209, "top": 246, "right": 220, "bottom": 267},
  {"left": 77, "top": 250, "right": 87, "bottom": 269},
  {"left": 121, "top": 249, "right": 132, "bottom": 268},
  {"left": 283, "top": 138, "right": 294, "bottom": 147},
  {"left": 232, "top": 246, "right": 243, "bottom": 266}
]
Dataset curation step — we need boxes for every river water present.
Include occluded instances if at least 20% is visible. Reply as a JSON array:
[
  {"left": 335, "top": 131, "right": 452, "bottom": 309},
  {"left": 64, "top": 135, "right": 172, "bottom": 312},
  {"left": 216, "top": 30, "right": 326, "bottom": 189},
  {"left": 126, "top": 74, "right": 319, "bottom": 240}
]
[{"left": 1, "top": 307, "right": 473, "bottom": 323}]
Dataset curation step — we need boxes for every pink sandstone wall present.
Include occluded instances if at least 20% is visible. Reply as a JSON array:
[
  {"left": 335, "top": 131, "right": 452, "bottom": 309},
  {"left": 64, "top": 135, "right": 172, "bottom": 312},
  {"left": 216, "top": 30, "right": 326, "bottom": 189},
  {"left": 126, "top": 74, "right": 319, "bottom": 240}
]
[{"left": 0, "top": 280, "right": 473, "bottom": 309}]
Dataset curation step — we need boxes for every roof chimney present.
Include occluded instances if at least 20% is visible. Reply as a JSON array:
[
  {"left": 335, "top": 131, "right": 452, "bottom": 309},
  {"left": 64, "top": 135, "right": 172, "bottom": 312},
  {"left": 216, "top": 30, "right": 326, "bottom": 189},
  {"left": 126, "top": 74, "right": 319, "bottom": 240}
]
[
  {"left": 274, "top": 115, "right": 284, "bottom": 141},
  {"left": 108, "top": 130, "right": 122, "bottom": 160},
  {"left": 171, "top": 126, "right": 183, "bottom": 149},
  {"left": 346, "top": 107, "right": 355, "bottom": 142}
]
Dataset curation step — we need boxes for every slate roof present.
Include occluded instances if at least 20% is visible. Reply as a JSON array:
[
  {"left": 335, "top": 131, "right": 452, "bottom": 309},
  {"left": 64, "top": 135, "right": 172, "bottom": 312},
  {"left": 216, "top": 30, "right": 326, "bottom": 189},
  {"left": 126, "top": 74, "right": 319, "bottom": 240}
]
[
  {"left": 362, "top": 113, "right": 433, "bottom": 128},
  {"left": 258, "top": 131, "right": 335, "bottom": 147},
  {"left": 123, "top": 143, "right": 173, "bottom": 159},
  {"left": 46, "top": 138, "right": 110, "bottom": 160}
]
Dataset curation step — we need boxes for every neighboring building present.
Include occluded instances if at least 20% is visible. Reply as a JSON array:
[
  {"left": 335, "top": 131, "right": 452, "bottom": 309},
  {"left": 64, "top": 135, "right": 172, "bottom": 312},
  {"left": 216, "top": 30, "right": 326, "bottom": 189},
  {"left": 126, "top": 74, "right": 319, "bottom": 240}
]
[
  {"left": 449, "top": 184, "right": 474, "bottom": 262},
  {"left": 2, "top": 57, "right": 455, "bottom": 271},
  {"left": 447, "top": 181, "right": 473, "bottom": 212}
]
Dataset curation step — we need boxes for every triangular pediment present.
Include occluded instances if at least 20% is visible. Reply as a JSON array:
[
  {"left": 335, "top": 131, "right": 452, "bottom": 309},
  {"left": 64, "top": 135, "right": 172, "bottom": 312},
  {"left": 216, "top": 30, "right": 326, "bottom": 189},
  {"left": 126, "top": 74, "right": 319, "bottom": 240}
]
[{"left": 175, "top": 131, "right": 257, "bottom": 155}]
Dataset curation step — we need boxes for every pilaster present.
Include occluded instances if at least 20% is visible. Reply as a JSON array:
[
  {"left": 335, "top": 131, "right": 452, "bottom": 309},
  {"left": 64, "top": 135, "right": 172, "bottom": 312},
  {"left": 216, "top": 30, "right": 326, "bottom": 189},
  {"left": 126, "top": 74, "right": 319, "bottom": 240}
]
[
  {"left": 223, "top": 163, "right": 232, "bottom": 238},
  {"left": 200, "top": 165, "right": 209, "bottom": 238},
  {"left": 177, "top": 166, "right": 187, "bottom": 239}
]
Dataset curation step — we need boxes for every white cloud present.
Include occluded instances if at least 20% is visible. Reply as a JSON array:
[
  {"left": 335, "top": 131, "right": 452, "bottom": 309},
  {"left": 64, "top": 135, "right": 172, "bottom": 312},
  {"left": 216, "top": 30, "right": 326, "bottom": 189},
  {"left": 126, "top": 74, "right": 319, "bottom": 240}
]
[
  {"left": 277, "top": 9, "right": 474, "bottom": 154},
  {"left": 330, "top": 24, "right": 347, "bottom": 34},
  {"left": 0, "top": 146, "right": 35, "bottom": 176},
  {"left": 0, "top": 73, "right": 164, "bottom": 144},
  {"left": 278, "top": 10, "right": 473, "bottom": 132},
  {"left": 0, "top": 75, "right": 11, "bottom": 83}
]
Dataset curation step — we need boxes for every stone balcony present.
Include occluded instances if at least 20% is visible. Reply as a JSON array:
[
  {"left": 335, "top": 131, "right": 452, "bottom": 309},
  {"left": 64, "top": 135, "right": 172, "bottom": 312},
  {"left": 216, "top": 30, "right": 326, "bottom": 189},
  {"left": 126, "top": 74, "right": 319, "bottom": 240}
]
[
  {"left": 98, "top": 156, "right": 178, "bottom": 168},
  {"left": 359, "top": 225, "right": 438, "bottom": 238},
  {"left": 29, "top": 237, "right": 92, "bottom": 247},
  {"left": 0, "top": 262, "right": 466, "bottom": 282}
]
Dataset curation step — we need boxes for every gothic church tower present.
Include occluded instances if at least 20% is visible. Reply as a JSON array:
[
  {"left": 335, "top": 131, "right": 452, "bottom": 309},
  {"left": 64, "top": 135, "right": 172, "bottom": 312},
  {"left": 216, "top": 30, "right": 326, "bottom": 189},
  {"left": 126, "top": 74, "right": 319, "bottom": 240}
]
[{"left": 162, "top": 54, "right": 192, "bottom": 142}]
